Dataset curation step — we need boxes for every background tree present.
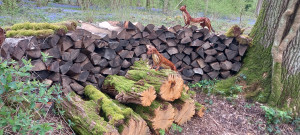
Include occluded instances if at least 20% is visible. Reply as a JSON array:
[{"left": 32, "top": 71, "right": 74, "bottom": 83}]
[{"left": 243, "top": 0, "right": 300, "bottom": 115}]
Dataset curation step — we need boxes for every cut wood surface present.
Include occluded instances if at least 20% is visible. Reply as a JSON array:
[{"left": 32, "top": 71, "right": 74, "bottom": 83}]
[
  {"left": 125, "top": 60, "right": 183, "bottom": 101},
  {"left": 173, "top": 99, "right": 195, "bottom": 125}
]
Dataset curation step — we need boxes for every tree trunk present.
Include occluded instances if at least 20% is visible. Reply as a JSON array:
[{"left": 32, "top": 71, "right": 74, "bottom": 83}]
[
  {"left": 255, "top": 0, "right": 263, "bottom": 16},
  {"left": 146, "top": 0, "right": 150, "bottom": 9},
  {"left": 247, "top": 0, "right": 300, "bottom": 115},
  {"left": 163, "top": 0, "right": 169, "bottom": 13}
]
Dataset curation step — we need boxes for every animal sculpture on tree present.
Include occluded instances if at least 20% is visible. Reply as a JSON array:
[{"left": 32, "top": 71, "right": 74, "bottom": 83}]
[{"left": 180, "top": 5, "right": 215, "bottom": 32}]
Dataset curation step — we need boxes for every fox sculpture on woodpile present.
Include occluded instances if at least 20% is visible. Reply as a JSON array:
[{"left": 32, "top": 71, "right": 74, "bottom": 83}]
[
  {"left": 180, "top": 5, "right": 215, "bottom": 32},
  {"left": 147, "top": 45, "right": 183, "bottom": 72},
  {"left": 0, "top": 27, "right": 5, "bottom": 47}
]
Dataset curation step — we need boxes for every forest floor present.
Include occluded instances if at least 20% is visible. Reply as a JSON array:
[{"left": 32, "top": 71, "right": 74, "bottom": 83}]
[
  {"left": 46, "top": 89, "right": 298, "bottom": 135},
  {"left": 177, "top": 91, "right": 298, "bottom": 135}
]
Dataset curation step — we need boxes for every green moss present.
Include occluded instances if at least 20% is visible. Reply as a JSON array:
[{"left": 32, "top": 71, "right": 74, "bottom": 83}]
[
  {"left": 104, "top": 75, "right": 153, "bottom": 93},
  {"left": 60, "top": 92, "right": 111, "bottom": 135},
  {"left": 195, "top": 102, "right": 203, "bottom": 111},
  {"left": 224, "top": 25, "right": 239, "bottom": 37},
  {"left": 6, "top": 29, "right": 54, "bottom": 37},
  {"left": 11, "top": 22, "right": 67, "bottom": 32},
  {"left": 215, "top": 76, "right": 236, "bottom": 94},
  {"left": 127, "top": 60, "right": 176, "bottom": 92},
  {"left": 84, "top": 85, "right": 133, "bottom": 125},
  {"left": 268, "top": 62, "right": 282, "bottom": 106}
]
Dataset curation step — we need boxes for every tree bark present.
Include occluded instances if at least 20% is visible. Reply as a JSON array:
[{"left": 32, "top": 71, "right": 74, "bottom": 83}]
[
  {"left": 248, "top": 0, "right": 300, "bottom": 115},
  {"left": 255, "top": 0, "right": 263, "bottom": 16}
]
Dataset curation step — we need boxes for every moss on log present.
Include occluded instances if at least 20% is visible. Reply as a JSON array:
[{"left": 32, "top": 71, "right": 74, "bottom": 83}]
[
  {"left": 58, "top": 92, "right": 119, "bottom": 135},
  {"left": 125, "top": 60, "right": 184, "bottom": 101},
  {"left": 84, "top": 85, "right": 151, "bottom": 135},
  {"left": 102, "top": 75, "right": 156, "bottom": 106}
]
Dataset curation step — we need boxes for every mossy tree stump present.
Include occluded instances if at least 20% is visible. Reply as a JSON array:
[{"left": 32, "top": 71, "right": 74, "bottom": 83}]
[
  {"left": 84, "top": 85, "right": 150, "bottom": 135},
  {"left": 125, "top": 60, "right": 184, "bottom": 101},
  {"left": 57, "top": 92, "right": 119, "bottom": 135},
  {"left": 102, "top": 75, "right": 156, "bottom": 106}
]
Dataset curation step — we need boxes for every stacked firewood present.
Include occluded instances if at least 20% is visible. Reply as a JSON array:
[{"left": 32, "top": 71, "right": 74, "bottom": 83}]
[
  {"left": 0, "top": 21, "right": 249, "bottom": 95},
  {"left": 59, "top": 60, "right": 197, "bottom": 134}
]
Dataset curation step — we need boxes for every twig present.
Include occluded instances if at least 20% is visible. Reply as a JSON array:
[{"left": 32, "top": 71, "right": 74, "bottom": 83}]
[{"left": 174, "top": 0, "right": 185, "bottom": 9}]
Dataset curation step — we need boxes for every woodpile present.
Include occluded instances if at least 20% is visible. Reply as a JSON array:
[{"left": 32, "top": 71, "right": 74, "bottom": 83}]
[
  {"left": 0, "top": 22, "right": 249, "bottom": 96},
  {"left": 97, "top": 60, "right": 196, "bottom": 133}
]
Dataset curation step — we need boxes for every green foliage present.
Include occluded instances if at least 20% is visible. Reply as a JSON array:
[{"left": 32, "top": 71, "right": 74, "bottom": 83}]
[
  {"left": 41, "top": 52, "right": 52, "bottom": 62},
  {"left": 261, "top": 106, "right": 292, "bottom": 134},
  {"left": 159, "top": 129, "right": 165, "bottom": 135},
  {"left": 0, "top": 0, "right": 20, "bottom": 15},
  {"left": 292, "top": 117, "right": 300, "bottom": 132},
  {"left": 171, "top": 123, "right": 183, "bottom": 134},
  {"left": 0, "top": 58, "right": 63, "bottom": 134}
]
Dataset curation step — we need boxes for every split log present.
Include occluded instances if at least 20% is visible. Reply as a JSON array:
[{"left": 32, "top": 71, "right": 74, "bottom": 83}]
[
  {"left": 102, "top": 75, "right": 156, "bottom": 106},
  {"left": 57, "top": 92, "right": 119, "bottom": 135},
  {"left": 84, "top": 85, "right": 150, "bottom": 135},
  {"left": 125, "top": 60, "right": 184, "bottom": 102}
]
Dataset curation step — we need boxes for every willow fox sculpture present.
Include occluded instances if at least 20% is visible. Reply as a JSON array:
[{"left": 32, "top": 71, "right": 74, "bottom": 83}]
[{"left": 180, "top": 5, "right": 215, "bottom": 32}]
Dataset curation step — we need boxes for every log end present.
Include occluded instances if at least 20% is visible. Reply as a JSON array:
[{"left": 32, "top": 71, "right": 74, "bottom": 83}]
[
  {"left": 195, "top": 102, "right": 206, "bottom": 118},
  {"left": 151, "top": 104, "right": 175, "bottom": 131},
  {"left": 160, "top": 74, "right": 184, "bottom": 101},
  {"left": 121, "top": 117, "right": 151, "bottom": 135},
  {"left": 174, "top": 99, "right": 195, "bottom": 125},
  {"left": 141, "top": 86, "right": 157, "bottom": 106}
]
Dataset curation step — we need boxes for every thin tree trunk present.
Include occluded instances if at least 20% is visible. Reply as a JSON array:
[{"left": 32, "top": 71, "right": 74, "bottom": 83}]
[
  {"left": 146, "top": 0, "right": 150, "bottom": 9},
  {"left": 255, "top": 0, "right": 263, "bottom": 16},
  {"left": 163, "top": 0, "right": 169, "bottom": 13},
  {"left": 204, "top": 0, "right": 208, "bottom": 17}
]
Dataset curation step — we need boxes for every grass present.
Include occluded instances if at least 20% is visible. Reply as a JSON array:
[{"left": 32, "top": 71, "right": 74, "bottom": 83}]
[{"left": 0, "top": 1, "right": 256, "bottom": 34}]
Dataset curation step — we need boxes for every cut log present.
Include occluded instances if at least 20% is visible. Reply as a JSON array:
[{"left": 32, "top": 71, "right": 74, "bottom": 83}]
[
  {"left": 205, "top": 49, "right": 217, "bottom": 56},
  {"left": 196, "top": 47, "right": 205, "bottom": 59},
  {"left": 109, "top": 56, "right": 122, "bottom": 68},
  {"left": 190, "top": 60, "right": 200, "bottom": 68},
  {"left": 166, "top": 39, "right": 177, "bottom": 47},
  {"left": 201, "top": 42, "right": 211, "bottom": 50},
  {"left": 193, "top": 68, "right": 204, "bottom": 75},
  {"left": 67, "top": 63, "right": 81, "bottom": 76},
  {"left": 102, "top": 75, "right": 156, "bottom": 106},
  {"left": 223, "top": 38, "right": 233, "bottom": 46},
  {"left": 175, "top": 53, "right": 185, "bottom": 60},
  {"left": 70, "top": 81, "right": 84, "bottom": 95},
  {"left": 48, "top": 61, "right": 60, "bottom": 73},
  {"left": 172, "top": 99, "right": 195, "bottom": 125},
  {"left": 26, "top": 49, "right": 41, "bottom": 59},
  {"left": 75, "top": 53, "right": 87, "bottom": 63},
  {"left": 196, "top": 58, "right": 207, "bottom": 68},
  {"left": 220, "top": 71, "right": 230, "bottom": 78},
  {"left": 57, "top": 92, "right": 119, "bottom": 135},
  {"left": 60, "top": 61, "right": 73, "bottom": 74},
  {"left": 134, "top": 45, "right": 147, "bottom": 56},
  {"left": 220, "top": 61, "right": 233, "bottom": 70},
  {"left": 166, "top": 47, "right": 178, "bottom": 55},
  {"left": 183, "top": 47, "right": 193, "bottom": 55},
  {"left": 229, "top": 43, "right": 238, "bottom": 51},
  {"left": 208, "top": 71, "right": 219, "bottom": 79},
  {"left": 182, "top": 56, "right": 191, "bottom": 65},
  {"left": 45, "top": 46, "right": 61, "bottom": 59},
  {"left": 210, "top": 62, "right": 221, "bottom": 70},
  {"left": 190, "top": 39, "right": 205, "bottom": 47},
  {"left": 192, "top": 32, "right": 204, "bottom": 40},
  {"left": 216, "top": 53, "right": 227, "bottom": 62},
  {"left": 90, "top": 52, "right": 102, "bottom": 66},
  {"left": 72, "top": 70, "right": 89, "bottom": 82},
  {"left": 204, "top": 56, "right": 217, "bottom": 63},
  {"left": 84, "top": 85, "right": 150, "bottom": 135},
  {"left": 191, "top": 52, "right": 199, "bottom": 61},
  {"left": 238, "top": 44, "right": 248, "bottom": 56},
  {"left": 182, "top": 69, "right": 194, "bottom": 77},
  {"left": 134, "top": 101, "right": 175, "bottom": 132},
  {"left": 232, "top": 62, "right": 242, "bottom": 72},
  {"left": 225, "top": 49, "right": 238, "bottom": 60},
  {"left": 177, "top": 44, "right": 185, "bottom": 53},
  {"left": 208, "top": 35, "right": 219, "bottom": 43},
  {"left": 214, "top": 43, "right": 226, "bottom": 51},
  {"left": 152, "top": 39, "right": 161, "bottom": 47},
  {"left": 181, "top": 37, "right": 192, "bottom": 44},
  {"left": 125, "top": 60, "right": 184, "bottom": 101}
]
